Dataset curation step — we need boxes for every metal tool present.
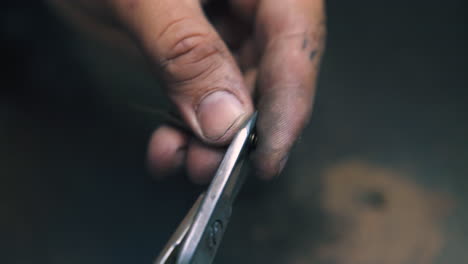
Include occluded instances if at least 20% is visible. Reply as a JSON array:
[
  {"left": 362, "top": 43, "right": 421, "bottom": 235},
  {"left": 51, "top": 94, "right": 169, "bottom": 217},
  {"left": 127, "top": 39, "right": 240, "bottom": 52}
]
[{"left": 155, "top": 112, "right": 258, "bottom": 264}]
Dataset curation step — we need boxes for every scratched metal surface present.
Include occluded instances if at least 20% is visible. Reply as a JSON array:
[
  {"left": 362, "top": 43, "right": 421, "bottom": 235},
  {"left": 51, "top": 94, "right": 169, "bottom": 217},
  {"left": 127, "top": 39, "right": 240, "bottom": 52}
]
[{"left": 1, "top": 1, "right": 467, "bottom": 264}]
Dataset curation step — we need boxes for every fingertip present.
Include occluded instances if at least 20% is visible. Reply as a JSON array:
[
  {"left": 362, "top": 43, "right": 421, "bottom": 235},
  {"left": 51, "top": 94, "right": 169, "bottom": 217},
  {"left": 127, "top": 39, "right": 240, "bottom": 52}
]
[
  {"left": 147, "top": 126, "right": 188, "bottom": 179},
  {"left": 196, "top": 90, "right": 254, "bottom": 145},
  {"left": 252, "top": 147, "right": 289, "bottom": 180},
  {"left": 186, "top": 140, "right": 224, "bottom": 185},
  {"left": 252, "top": 105, "right": 301, "bottom": 181}
]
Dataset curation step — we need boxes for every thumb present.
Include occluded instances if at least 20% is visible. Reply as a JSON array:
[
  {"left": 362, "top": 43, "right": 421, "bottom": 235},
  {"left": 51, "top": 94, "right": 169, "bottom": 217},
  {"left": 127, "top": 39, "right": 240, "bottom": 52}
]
[{"left": 114, "top": 0, "right": 253, "bottom": 144}]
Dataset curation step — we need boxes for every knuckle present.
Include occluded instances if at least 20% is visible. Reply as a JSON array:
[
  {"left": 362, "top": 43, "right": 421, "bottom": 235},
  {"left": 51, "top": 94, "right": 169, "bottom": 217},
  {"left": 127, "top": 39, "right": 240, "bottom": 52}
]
[{"left": 157, "top": 20, "right": 226, "bottom": 86}]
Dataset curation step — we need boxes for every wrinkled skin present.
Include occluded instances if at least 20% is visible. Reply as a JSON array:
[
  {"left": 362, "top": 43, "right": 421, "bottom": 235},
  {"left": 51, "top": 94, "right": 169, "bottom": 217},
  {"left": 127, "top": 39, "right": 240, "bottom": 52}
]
[{"left": 50, "top": 0, "right": 326, "bottom": 183}]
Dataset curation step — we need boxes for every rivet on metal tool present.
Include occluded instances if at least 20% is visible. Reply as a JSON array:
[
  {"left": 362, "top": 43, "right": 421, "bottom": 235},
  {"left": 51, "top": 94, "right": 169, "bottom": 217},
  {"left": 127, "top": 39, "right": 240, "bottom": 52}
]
[
  {"left": 207, "top": 220, "right": 223, "bottom": 250},
  {"left": 249, "top": 133, "right": 258, "bottom": 148}
]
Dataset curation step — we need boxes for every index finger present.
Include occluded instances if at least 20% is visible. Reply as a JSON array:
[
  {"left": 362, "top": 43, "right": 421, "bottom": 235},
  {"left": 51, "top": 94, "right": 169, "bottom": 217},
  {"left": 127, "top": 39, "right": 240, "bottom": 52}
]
[{"left": 253, "top": 0, "right": 326, "bottom": 179}]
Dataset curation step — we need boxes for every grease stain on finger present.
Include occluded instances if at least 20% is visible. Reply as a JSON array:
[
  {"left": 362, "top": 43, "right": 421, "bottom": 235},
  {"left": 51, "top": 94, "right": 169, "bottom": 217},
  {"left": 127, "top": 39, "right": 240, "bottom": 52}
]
[
  {"left": 309, "top": 50, "right": 318, "bottom": 61},
  {"left": 302, "top": 37, "right": 308, "bottom": 50}
]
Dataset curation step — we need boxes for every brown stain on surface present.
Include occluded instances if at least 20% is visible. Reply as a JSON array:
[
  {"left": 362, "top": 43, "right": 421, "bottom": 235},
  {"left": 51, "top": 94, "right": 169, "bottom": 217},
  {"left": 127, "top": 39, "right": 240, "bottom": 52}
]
[{"left": 290, "top": 160, "right": 454, "bottom": 264}]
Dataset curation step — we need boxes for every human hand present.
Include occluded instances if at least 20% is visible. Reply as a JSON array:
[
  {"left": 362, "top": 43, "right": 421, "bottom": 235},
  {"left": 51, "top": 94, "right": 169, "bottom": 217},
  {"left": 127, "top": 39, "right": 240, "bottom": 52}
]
[{"left": 52, "top": 0, "right": 325, "bottom": 183}]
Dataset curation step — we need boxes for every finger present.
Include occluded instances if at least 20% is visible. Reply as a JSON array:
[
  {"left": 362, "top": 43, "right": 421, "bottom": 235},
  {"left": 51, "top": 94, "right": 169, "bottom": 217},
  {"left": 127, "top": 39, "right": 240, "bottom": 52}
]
[
  {"left": 253, "top": 0, "right": 326, "bottom": 179},
  {"left": 147, "top": 126, "right": 189, "bottom": 179},
  {"left": 112, "top": 0, "right": 254, "bottom": 145},
  {"left": 238, "top": 38, "right": 259, "bottom": 70},
  {"left": 244, "top": 68, "right": 258, "bottom": 94},
  {"left": 230, "top": 0, "right": 260, "bottom": 21},
  {"left": 186, "top": 139, "right": 224, "bottom": 185},
  {"left": 211, "top": 14, "right": 250, "bottom": 51},
  {"left": 204, "top": 0, "right": 251, "bottom": 50}
]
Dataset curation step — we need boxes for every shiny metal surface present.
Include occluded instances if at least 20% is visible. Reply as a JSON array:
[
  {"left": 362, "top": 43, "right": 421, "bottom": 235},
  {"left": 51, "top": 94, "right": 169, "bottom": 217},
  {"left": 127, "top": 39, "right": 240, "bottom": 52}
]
[
  {"left": 155, "top": 112, "right": 257, "bottom": 264},
  {"left": 154, "top": 195, "right": 204, "bottom": 264}
]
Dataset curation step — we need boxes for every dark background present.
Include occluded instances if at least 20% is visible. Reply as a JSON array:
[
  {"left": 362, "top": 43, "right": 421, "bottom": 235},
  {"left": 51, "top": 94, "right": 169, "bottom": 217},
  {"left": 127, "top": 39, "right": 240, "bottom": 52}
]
[{"left": 1, "top": 1, "right": 467, "bottom": 263}]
